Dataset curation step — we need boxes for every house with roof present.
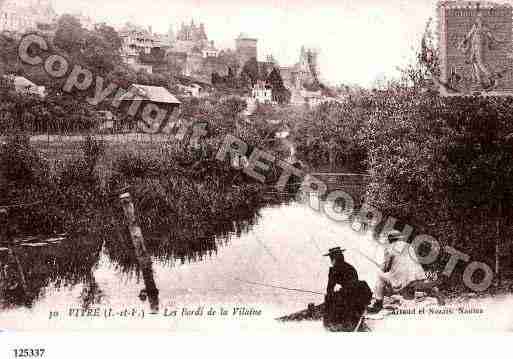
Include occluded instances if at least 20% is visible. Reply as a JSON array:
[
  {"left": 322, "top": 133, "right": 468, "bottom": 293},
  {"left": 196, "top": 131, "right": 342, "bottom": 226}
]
[
  {"left": 119, "top": 84, "right": 181, "bottom": 132},
  {"left": 177, "top": 83, "right": 204, "bottom": 98},
  {"left": 119, "top": 22, "right": 162, "bottom": 69},
  {"left": 3, "top": 75, "right": 46, "bottom": 97},
  {"left": 251, "top": 80, "right": 273, "bottom": 104},
  {"left": 202, "top": 41, "right": 219, "bottom": 58}
]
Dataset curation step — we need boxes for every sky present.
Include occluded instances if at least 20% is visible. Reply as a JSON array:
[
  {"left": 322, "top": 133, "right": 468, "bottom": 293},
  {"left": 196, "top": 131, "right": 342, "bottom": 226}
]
[{"left": 49, "top": 0, "right": 442, "bottom": 87}]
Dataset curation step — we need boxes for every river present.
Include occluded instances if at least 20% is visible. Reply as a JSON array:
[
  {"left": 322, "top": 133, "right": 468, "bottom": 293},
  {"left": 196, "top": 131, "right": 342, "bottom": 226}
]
[
  {"left": 2, "top": 199, "right": 513, "bottom": 333},
  {"left": 0, "top": 198, "right": 383, "bottom": 332}
]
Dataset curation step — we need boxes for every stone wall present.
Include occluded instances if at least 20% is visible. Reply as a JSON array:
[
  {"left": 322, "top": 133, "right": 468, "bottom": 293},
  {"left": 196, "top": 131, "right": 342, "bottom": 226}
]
[
  {"left": 235, "top": 37, "right": 258, "bottom": 69},
  {"left": 163, "top": 51, "right": 228, "bottom": 81}
]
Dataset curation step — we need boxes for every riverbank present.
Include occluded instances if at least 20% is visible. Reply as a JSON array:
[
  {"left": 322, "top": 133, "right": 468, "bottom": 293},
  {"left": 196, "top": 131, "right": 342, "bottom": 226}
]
[
  {"left": 3, "top": 202, "right": 512, "bottom": 333},
  {"left": 0, "top": 134, "right": 295, "bottom": 238}
]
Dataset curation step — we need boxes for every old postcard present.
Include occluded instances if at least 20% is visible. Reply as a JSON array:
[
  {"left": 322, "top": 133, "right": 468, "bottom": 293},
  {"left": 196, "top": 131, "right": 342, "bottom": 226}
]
[{"left": 1, "top": 0, "right": 513, "bottom": 340}]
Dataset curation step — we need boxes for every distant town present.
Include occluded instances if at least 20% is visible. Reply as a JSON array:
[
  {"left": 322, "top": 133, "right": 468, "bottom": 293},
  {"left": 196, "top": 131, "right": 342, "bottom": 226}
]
[{"left": 0, "top": 0, "right": 339, "bottom": 109}]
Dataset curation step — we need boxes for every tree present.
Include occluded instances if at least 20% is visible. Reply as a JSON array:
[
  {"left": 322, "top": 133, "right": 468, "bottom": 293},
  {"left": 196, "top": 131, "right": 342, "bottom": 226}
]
[
  {"left": 218, "top": 49, "right": 240, "bottom": 77},
  {"left": 95, "top": 23, "right": 123, "bottom": 51},
  {"left": 105, "top": 64, "right": 137, "bottom": 89},
  {"left": 83, "top": 25, "right": 123, "bottom": 75},
  {"left": 241, "top": 57, "right": 260, "bottom": 86},
  {"left": 267, "top": 67, "right": 291, "bottom": 104},
  {"left": 0, "top": 32, "right": 20, "bottom": 73},
  {"left": 215, "top": 96, "right": 247, "bottom": 134},
  {"left": 54, "top": 15, "right": 87, "bottom": 57},
  {"left": 294, "top": 101, "right": 367, "bottom": 172},
  {"left": 54, "top": 15, "right": 123, "bottom": 76},
  {"left": 211, "top": 72, "right": 222, "bottom": 85},
  {"left": 360, "top": 78, "right": 513, "bottom": 283}
]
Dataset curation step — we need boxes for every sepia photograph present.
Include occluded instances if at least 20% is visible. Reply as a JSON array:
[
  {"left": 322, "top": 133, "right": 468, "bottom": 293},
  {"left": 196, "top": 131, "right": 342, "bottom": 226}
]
[{"left": 1, "top": 1, "right": 513, "bottom": 349}]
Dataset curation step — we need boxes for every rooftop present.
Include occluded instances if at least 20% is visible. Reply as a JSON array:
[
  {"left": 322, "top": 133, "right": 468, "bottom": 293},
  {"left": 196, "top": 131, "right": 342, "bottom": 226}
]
[{"left": 120, "top": 85, "right": 181, "bottom": 104}]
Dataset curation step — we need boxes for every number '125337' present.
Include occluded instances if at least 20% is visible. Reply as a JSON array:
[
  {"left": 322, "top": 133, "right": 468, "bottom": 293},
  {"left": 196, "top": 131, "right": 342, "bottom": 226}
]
[{"left": 13, "top": 349, "right": 45, "bottom": 358}]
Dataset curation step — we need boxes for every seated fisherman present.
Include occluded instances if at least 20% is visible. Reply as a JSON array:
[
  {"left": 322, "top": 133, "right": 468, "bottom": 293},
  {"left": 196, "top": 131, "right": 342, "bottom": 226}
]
[
  {"left": 367, "top": 230, "right": 445, "bottom": 314},
  {"left": 324, "top": 247, "right": 372, "bottom": 331},
  {"left": 326, "top": 247, "right": 359, "bottom": 295}
]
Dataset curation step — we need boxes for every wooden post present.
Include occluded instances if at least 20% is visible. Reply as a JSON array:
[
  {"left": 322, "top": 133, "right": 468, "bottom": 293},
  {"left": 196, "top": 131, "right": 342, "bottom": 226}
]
[
  {"left": 495, "top": 201, "right": 502, "bottom": 287},
  {"left": 118, "top": 190, "right": 159, "bottom": 312},
  {"left": 0, "top": 208, "right": 29, "bottom": 296}
]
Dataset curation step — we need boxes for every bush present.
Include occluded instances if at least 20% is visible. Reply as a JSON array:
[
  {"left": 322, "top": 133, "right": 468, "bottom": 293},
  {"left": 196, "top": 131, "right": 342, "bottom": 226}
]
[
  {"left": 362, "top": 87, "right": 513, "bottom": 266},
  {"left": 294, "top": 100, "right": 369, "bottom": 172},
  {"left": 0, "top": 134, "right": 49, "bottom": 186}
]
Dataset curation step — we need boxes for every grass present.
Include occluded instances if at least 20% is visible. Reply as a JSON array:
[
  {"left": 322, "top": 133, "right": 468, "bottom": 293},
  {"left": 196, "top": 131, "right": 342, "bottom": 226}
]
[{"left": 1, "top": 134, "right": 294, "bottom": 238}]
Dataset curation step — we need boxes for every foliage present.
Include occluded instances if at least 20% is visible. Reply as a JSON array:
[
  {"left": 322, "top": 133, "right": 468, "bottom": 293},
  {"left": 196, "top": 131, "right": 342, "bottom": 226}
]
[
  {"left": 362, "top": 86, "right": 513, "bottom": 264},
  {"left": 217, "top": 49, "right": 240, "bottom": 77},
  {"left": 267, "top": 68, "right": 291, "bottom": 104},
  {"left": 53, "top": 15, "right": 88, "bottom": 55},
  {"left": 54, "top": 15, "right": 123, "bottom": 76},
  {"left": 0, "top": 134, "right": 94, "bottom": 235},
  {"left": 0, "top": 32, "right": 21, "bottom": 74},
  {"left": 216, "top": 96, "right": 247, "bottom": 124},
  {"left": 0, "top": 134, "right": 49, "bottom": 186},
  {"left": 0, "top": 86, "right": 96, "bottom": 133},
  {"left": 240, "top": 57, "right": 260, "bottom": 86},
  {"left": 294, "top": 100, "right": 369, "bottom": 172}
]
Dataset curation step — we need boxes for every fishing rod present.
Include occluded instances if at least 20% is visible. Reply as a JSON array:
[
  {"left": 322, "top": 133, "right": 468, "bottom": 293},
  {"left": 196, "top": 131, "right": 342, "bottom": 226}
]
[
  {"left": 320, "top": 229, "right": 388, "bottom": 278},
  {"left": 234, "top": 278, "right": 324, "bottom": 296},
  {"left": 346, "top": 247, "right": 386, "bottom": 277},
  {"left": 0, "top": 201, "right": 42, "bottom": 210},
  {"left": 320, "top": 232, "right": 443, "bottom": 288}
]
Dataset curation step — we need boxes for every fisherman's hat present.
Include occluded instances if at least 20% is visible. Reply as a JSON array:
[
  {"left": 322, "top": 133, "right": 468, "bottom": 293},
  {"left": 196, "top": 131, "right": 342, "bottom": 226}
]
[{"left": 323, "top": 247, "right": 346, "bottom": 257}]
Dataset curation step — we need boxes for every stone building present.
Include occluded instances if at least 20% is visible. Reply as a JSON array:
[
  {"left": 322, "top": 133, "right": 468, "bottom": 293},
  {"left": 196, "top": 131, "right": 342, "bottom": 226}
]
[
  {"left": 258, "top": 56, "right": 276, "bottom": 79},
  {"left": 202, "top": 41, "right": 219, "bottom": 58},
  {"left": 278, "top": 46, "right": 323, "bottom": 106},
  {"left": 119, "top": 22, "right": 162, "bottom": 70},
  {"left": 173, "top": 20, "right": 215, "bottom": 55},
  {"left": 164, "top": 19, "right": 227, "bottom": 81},
  {"left": 176, "top": 20, "right": 208, "bottom": 43},
  {"left": 281, "top": 46, "right": 320, "bottom": 90},
  {"left": 235, "top": 33, "right": 258, "bottom": 69},
  {"left": 0, "top": 0, "right": 56, "bottom": 33},
  {"left": 251, "top": 80, "right": 273, "bottom": 103},
  {"left": 156, "top": 23, "right": 263, "bottom": 85},
  {"left": 183, "top": 47, "right": 204, "bottom": 77},
  {"left": 279, "top": 67, "right": 293, "bottom": 88},
  {"left": 203, "top": 56, "right": 228, "bottom": 77}
]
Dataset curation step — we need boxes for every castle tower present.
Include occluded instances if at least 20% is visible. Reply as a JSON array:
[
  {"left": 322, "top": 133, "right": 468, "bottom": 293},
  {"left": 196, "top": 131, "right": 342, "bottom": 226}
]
[
  {"left": 305, "top": 48, "right": 320, "bottom": 79},
  {"left": 235, "top": 33, "right": 258, "bottom": 68},
  {"left": 299, "top": 46, "right": 306, "bottom": 66},
  {"left": 266, "top": 54, "right": 276, "bottom": 64},
  {"left": 199, "top": 23, "right": 207, "bottom": 41},
  {"left": 168, "top": 24, "right": 175, "bottom": 43},
  {"left": 178, "top": 22, "right": 187, "bottom": 40}
]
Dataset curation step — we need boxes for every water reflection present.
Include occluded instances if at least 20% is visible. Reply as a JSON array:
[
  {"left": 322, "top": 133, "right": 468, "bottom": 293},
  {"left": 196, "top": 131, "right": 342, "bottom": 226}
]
[
  {"left": 79, "top": 267, "right": 105, "bottom": 309},
  {"left": 0, "top": 191, "right": 292, "bottom": 313},
  {"left": 0, "top": 236, "right": 102, "bottom": 309}
]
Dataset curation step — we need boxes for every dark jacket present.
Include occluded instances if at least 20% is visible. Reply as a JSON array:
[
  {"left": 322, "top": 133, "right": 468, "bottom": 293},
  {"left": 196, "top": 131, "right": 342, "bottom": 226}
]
[{"left": 326, "top": 261, "right": 359, "bottom": 295}]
